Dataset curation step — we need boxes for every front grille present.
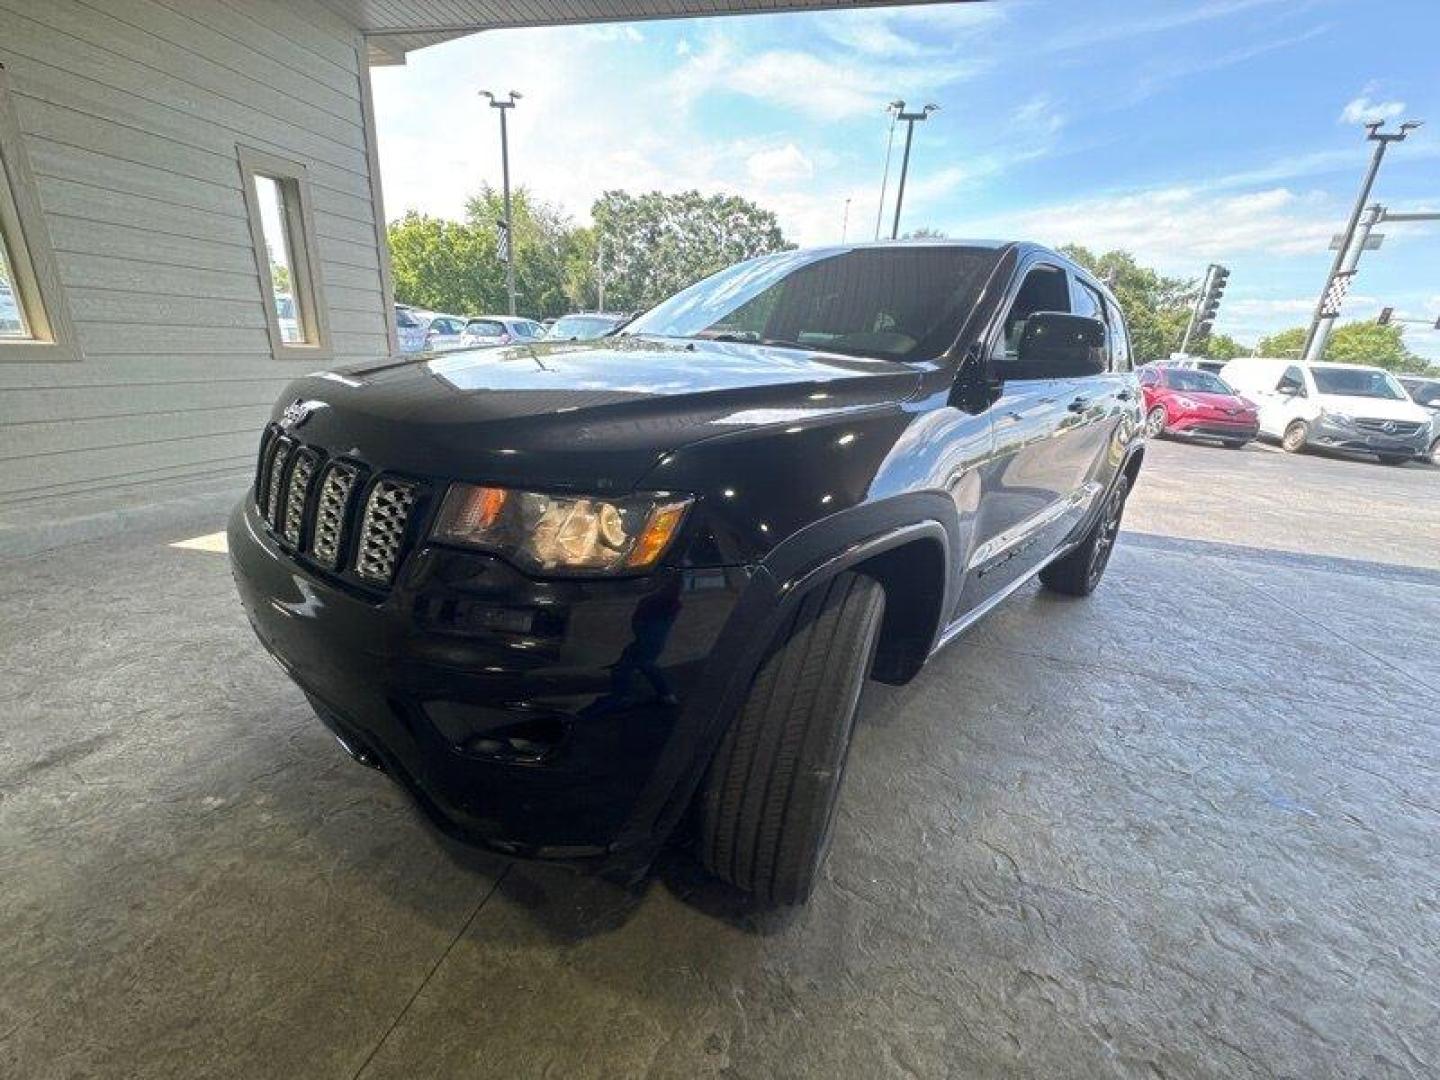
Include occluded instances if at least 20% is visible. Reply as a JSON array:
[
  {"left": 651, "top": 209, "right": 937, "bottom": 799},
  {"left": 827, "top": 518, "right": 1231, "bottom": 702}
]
[
  {"left": 265, "top": 437, "right": 294, "bottom": 529},
  {"left": 281, "top": 449, "right": 318, "bottom": 546},
  {"left": 355, "top": 479, "right": 417, "bottom": 585},
  {"left": 310, "top": 464, "right": 357, "bottom": 570},
  {"left": 1355, "top": 418, "right": 1425, "bottom": 437},
  {"left": 251, "top": 427, "right": 419, "bottom": 590}
]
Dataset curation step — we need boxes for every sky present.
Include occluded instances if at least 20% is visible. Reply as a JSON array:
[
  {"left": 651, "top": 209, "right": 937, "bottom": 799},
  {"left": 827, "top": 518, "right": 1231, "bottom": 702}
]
[{"left": 371, "top": 0, "right": 1440, "bottom": 359}]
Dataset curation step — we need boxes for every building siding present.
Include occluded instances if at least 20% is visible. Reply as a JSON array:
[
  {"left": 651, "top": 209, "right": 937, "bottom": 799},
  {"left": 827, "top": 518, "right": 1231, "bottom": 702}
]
[{"left": 0, "top": 0, "right": 390, "bottom": 515}]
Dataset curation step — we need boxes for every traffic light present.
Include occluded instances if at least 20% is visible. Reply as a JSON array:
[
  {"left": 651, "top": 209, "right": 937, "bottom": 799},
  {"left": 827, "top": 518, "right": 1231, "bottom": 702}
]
[
  {"left": 1193, "top": 264, "right": 1230, "bottom": 339},
  {"left": 1378, "top": 306, "right": 1394, "bottom": 326}
]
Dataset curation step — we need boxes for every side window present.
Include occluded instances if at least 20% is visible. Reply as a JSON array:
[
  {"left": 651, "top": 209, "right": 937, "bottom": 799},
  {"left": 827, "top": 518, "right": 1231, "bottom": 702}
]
[
  {"left": 1106, "top": 299, "right": 1132, "bottom": 372},
  {"left": 991, "top": 264, "right": 1070, "bottom": 364},
  {"left": 1070, "top": 278, "right": 1110, "bottom": 372},
  {"left": 1277, "top": 366, "right": 1305, "bottom": 395},
  {"left": 1138, "top": 367, "right": 1158, "bottom": 387},
  {"left": 0, "top": 64, "right": 77, "bottom": 362},
  {"left": 238, "top": 145, "right": 330, "bottom": 359}
]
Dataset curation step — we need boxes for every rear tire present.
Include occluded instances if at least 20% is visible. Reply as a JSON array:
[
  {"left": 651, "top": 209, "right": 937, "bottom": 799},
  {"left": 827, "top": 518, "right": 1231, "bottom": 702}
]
[
  {"left": 1040, "top": 475, "right": 1129, "bottom": 598},
  {"left": 698, "top": 572, "right": 884, "bottom": 905},
  {"left": 1282, "top": 420, "right": 1309, "bottom": 453}
]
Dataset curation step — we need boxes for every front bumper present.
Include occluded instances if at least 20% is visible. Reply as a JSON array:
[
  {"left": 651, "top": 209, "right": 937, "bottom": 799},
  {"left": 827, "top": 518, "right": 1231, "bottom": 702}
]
[
  {"left": 1168, "top": 413, "right": 1259, "bottom": 440},
  {"left": 229, "top": 498, "right": 754, "bottom": 867},
  {"left": 1310, "top": 416, "right": 1429, "bottom": 456}
]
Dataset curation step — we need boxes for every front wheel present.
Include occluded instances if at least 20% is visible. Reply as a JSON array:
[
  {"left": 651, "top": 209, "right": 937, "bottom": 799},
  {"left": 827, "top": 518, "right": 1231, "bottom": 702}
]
[
  {"left": 698, "top": 572, "right": 884, "bottom": 905},
  {"left": 1144, "top": 406, "right": 1167, "bottom": 438},
  {"left": 1282, "top": 420, "right": 1309, "bottom": 454},
  {"left": 1040, "top": 474, "right": 1129, "bottom": 597}
]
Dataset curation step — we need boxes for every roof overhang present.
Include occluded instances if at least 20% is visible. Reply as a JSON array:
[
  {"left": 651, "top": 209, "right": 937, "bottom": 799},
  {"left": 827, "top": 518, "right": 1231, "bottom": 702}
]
[{"left": 320, "top": 0, "right": 975, "bottom": 66}]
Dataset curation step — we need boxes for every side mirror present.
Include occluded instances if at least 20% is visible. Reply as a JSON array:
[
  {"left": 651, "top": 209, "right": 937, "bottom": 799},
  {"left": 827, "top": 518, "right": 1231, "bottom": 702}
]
[{"left": 1011, "top": 312, "right": 1107, "bottom": 380}]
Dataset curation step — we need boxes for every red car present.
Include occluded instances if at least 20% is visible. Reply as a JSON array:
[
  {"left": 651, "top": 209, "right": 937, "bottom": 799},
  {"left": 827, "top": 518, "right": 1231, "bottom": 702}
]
[{"left": 1139, "top": 365, "right": 1259, "bottom": 448}]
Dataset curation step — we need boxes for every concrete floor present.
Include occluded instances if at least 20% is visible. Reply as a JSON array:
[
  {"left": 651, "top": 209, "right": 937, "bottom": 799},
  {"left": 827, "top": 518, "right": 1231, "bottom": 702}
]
[{"left": 3, "top": 440, "right": 1438, "bottom": 1079}]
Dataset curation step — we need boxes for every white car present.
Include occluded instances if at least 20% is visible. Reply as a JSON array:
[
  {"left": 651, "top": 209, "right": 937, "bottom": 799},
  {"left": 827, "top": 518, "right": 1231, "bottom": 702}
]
[
  {"left": 1219, "top": 357, "right": 1432, "bottom": 464},
  {"left": 1398, "top": 375, "right": 1440, "bottom": 465},
  {"left": 394, "top": 305, "right": 428, "bottom": 353},
  {"left": 459, "top": 316, "right": 545, "bottom": 349},
  {"left": 411, "top": 312, "right": 468, "bottom": 352}
]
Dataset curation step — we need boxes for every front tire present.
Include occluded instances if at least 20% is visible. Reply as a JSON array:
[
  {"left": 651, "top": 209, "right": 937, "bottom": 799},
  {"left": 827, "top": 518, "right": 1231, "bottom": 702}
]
[
  {"left": 1040, "top": 474, "right": 1129, "bottom": 597},
  {"left": 1282, "top": 420, "right": 1309, "bottom": 453},
  {"left": 1144, "top": 406, "right": 1167, "bottom": 438},
  {"left": 698, "top": 572, "right": 884, "bottom": 905}
]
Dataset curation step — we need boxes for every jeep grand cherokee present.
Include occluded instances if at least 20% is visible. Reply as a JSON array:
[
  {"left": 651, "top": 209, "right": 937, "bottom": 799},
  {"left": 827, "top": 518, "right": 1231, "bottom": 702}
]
[{"left": 230, "top": 241, "right": 1145, "bottom": 904}]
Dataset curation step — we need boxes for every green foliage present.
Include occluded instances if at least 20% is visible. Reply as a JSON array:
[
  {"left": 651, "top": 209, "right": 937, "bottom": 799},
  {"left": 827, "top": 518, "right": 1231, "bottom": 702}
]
[
  {"left": 1202, "top": 333, "right": 1247, "bottom": 361},
  {"left": 1059, "top": 245, "right": 1197, "bottom": 362},
  {"left": 388, "top": 187, "right": 792, "bottom": 318},
  {"left": 591, "top": 190, "right": 792, "bottom": 311},
  {"left": 1257, "top": 321, "right": 1428, "bottom": 372}
]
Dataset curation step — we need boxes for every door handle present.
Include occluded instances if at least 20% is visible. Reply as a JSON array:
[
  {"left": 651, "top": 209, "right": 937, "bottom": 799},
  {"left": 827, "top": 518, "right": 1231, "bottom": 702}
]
[{"left": 1068, "top": 396, "right": 1091, "bottom": 412}]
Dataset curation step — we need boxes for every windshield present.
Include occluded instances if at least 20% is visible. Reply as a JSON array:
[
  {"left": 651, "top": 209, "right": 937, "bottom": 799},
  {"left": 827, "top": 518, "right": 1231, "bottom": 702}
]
[
  {"left": 549, "top": 315, "right": 619, "bottom": 340},
  {"left": 622, "top": 245, "right": 1000, "bottom": 361},
  {"left": 1312, "top": 367, "right": 1406, "bottom": 400},
  {"left": 1165, "top": 369, "right": 1234, "bottom": 394}
]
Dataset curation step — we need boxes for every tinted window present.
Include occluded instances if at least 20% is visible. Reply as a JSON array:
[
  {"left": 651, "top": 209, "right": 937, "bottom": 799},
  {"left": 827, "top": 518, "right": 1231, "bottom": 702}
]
[
  {"left": 1106, "top": 299, "right": 1131, "bottom": 372},
  {"left": 1312, "top": 367, "right": 1406, "bottom": 400},
  {"left": 1405, "top": 380, "right": 1440, "bottom": 407},
  {"left": 1277, "top": 366, "right": 1304, "bottom": 392},
  {"left": 1164, "top": 369, "right": 1234, "bottom": 394},
  {"left": 465, "top": 320, "right": 504, "bottom": 337},
  {"left": 395, "top": 307, "right": 420, "bottom": 328},
  {"left": 623, "top": 246, "right": 1000, "bottom": 361},
  {"left": 992, "top": 264, "right": 1071, "bottom": 363}
]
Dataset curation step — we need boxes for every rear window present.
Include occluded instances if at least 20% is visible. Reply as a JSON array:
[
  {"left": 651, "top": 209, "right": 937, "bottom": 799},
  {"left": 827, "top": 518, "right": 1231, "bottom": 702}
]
[
  {"left": 395, "top": 308, "right": 420, "bottom": 329},
  {"left": 623, "top": 246, "right": 1001, "bottom": 361},
  {"left": 465, "top": 321, "right": 504, "bottom": 337}
]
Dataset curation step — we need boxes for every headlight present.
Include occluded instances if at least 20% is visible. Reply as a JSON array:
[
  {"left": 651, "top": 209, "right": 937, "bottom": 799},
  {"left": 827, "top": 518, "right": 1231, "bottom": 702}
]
[{"left": 432, "top": 484, "right": 692, "bottom": 575}]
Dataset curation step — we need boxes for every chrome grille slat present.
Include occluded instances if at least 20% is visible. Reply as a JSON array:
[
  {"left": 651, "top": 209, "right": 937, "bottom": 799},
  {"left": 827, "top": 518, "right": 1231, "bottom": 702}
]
[
  {"left": 255, "top": 426, "right": 278, "bottom": 509},
  {"left": 282, "top": 450, "right": 318, "bottom": 547},
  {"left": 355, "top": 479, "right": 417, "bottom": 584},
  {"left": 265, "top": 437, "right": 294, "bottom": 529},
  {"left": 311, "top": 463, "right": 358, "bottom": 569}
]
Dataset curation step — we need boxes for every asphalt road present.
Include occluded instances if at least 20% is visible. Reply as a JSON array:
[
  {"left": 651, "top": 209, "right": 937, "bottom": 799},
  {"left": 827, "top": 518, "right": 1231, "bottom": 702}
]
[{"left": 2, "top": 438, "right": 1437, "bottom": 1079}]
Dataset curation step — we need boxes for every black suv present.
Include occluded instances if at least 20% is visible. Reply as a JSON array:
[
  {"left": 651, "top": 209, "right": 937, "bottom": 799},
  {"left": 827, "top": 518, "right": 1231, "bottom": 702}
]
[{"left": 231, "top": 241, "right": 1144, "bottom": 904}]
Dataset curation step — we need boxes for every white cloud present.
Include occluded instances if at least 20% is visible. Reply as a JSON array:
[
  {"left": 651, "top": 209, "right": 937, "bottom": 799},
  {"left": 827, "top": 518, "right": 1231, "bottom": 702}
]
[
  {"left": 1339, "top": 87, "right": 1406, "bottom": 125},
  {"left": 746, "top": 143, "right": 814, "bottom": 185},
  {"left": 959, "top": 185, "right": 1338, "bottom": 272},
  {"left": 815, "top": 4, "right": 1005, "bottom": 57}
]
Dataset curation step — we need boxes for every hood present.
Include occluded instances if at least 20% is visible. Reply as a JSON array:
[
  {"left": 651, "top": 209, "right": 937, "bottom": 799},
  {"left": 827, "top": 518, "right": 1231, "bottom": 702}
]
[
  {"left": 272, "top": 336, "right": 922, "bottom": 492},
  {"left": 1174, "top": 390, "right": 1254, "bottom": 410},
  {"left": 1315, "top": 394, "right": 1431, "bottom": 422}
]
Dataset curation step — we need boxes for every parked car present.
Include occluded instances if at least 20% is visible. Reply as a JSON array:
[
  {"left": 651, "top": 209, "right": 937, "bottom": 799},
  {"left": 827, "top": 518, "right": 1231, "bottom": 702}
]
[
  {"left": 459, "top": 316, "right": 546, "bottom": 349},
  {"left": 274, "top": 293, "right": 300, "bottom": 344},
  {"left": 230, "top": 241, "right": 1144, "bottom": 904},
  {"left": 1220, "top": 357, "right": 1432, "bottom": 464},
  {"left": 1398, "top": 374, "right": 1440, "bottom": 464},
  {"left": 394, "top": 305, "right": 427, "bottom": 353},
  {"left": 417, "top": 313, "right": 470, "bottom": 352},
  {"left": 1138, "top": 365, "right": 1257, "bottom": 447},
  {"left": 546, "top": 312, "right": 629, "bottom": 341}
]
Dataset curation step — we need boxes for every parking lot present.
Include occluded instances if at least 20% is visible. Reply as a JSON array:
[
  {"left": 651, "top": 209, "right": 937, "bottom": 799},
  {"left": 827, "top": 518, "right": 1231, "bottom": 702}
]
[{"left": 3, "top": 439, "right": 1437, "bottom": 1079}]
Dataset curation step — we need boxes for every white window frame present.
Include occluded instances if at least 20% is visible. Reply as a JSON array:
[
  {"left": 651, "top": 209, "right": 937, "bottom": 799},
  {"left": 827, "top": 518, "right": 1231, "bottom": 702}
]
[
  {"left": 0, "top": 64, "right": 78, "bottom": 364},
  {"left": 237, "top": 145, "right": 331, "bottom": 360}
]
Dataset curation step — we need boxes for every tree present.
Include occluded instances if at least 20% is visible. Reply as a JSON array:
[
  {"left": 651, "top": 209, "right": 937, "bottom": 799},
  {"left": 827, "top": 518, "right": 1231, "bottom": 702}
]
[
  {"left": 590, "top": 190, "right": 792, "bottom": 311},
  {"left": 1202, "top": 333, "right": 1247, "bottom": 361},
  {"left": 464, "top": 186, "right": 581, "bottom": 318},
  {"left": 1059, "top": 245, "right": 1196, "bottom": 362},
  {"left": 1257, "top": 321, "right": 1426, "bottom": 372}
]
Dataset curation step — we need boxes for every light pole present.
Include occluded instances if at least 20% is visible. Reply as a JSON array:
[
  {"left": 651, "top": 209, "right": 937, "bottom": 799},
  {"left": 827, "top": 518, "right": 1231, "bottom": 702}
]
[
  {"left": 841, "top": 196, "right": 851, "bottom": 242},
  {"left": 481, "top": 90, "right": 522, "bottom": 316},
  {"left": 1301, "top": 119, "right": 1420, "bottom": 363},
  {"left": 874, "top": 100, "right": 904, "bottom": 241},
  {"left": 891, "top": 104, "right": 938, "bottom": 240}
]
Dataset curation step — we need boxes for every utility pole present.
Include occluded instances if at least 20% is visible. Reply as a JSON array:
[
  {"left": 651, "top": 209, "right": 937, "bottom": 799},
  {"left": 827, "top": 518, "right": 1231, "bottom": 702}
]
[
  {"left": 891, "top": 104, "right": 939, "bottom": 240},
  {"left": 874, "top": 100, "right": 904, "bottom": 241},
  {"left": 1301, "top": 119, "right": 1420, "bottom": 363},
  {"left": 481, "top": 90, "right": 522, "bottom": 316}
]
